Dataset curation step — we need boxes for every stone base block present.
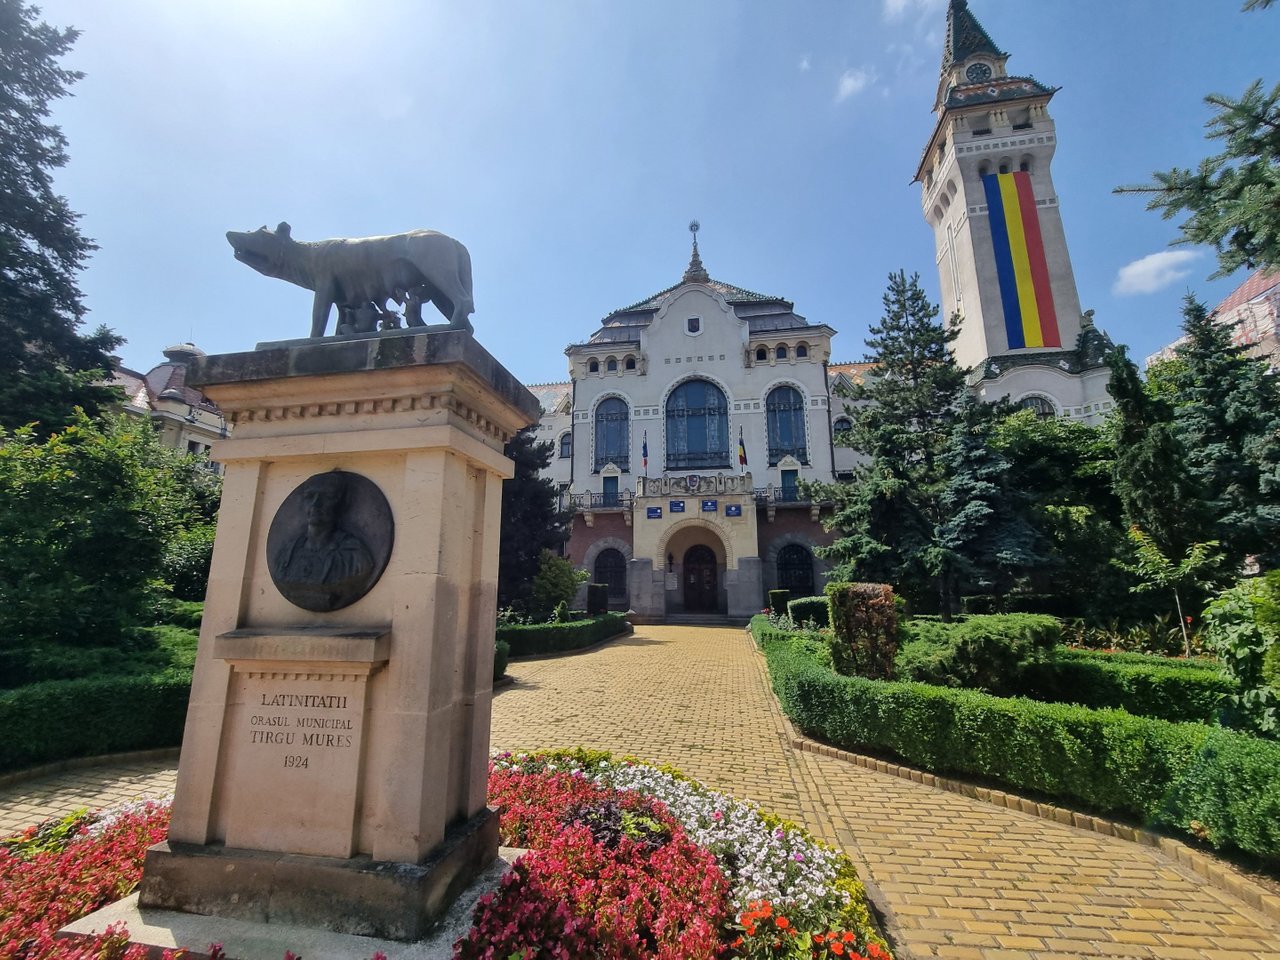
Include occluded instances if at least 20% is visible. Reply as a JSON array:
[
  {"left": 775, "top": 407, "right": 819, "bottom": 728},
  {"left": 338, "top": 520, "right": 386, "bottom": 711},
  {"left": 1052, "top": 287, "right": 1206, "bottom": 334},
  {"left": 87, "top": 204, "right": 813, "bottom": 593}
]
[{"left": 138, "top": 806, "right": 499, "bottom": 941}]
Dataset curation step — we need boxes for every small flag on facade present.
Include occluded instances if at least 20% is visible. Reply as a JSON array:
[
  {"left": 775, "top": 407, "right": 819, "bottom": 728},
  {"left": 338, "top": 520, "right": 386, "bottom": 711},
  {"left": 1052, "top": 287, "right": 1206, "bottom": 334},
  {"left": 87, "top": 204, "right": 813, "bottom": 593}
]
[
  {"left": 738, "top": 427, "right": 748, "bottom": 471},
  {"left": 642, "top": 430, "right": 649, "bottom": 475}
]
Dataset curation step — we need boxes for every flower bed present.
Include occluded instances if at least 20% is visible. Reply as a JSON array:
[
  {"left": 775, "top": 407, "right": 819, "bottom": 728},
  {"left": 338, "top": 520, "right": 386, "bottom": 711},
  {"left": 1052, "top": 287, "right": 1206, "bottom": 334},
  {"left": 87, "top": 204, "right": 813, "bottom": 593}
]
[{"left": 1, "top": 754, "right": 890, "bottom": 959}]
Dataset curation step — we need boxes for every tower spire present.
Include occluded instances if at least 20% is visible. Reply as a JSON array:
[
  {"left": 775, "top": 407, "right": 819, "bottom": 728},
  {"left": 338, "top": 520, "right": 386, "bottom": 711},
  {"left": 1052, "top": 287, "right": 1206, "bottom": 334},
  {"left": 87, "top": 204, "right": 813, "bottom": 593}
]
[
  {"left": 941, "top": 0, "right": 1004, "bottom": 73},
  {"left": 683, "top": 219, "right": 709, "bottom": 284}
]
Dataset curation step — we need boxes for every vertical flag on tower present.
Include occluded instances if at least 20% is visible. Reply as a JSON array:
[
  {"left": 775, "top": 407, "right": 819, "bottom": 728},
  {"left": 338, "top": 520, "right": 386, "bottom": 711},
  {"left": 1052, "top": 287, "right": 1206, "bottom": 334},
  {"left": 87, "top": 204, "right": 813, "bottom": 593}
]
[
  {"left": 738, "top": 427, "right": 748, "bottom": 472},
  {"left": 642, "top": 431, "right": 649, "bottom": 475}
]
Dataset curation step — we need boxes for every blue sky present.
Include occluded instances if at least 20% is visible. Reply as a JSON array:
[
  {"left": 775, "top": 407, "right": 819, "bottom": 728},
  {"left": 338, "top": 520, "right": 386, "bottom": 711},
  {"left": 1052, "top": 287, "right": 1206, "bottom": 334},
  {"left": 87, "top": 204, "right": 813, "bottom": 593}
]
[{"left": 38, "top": 0, "right": 1276, "bottom": 384}]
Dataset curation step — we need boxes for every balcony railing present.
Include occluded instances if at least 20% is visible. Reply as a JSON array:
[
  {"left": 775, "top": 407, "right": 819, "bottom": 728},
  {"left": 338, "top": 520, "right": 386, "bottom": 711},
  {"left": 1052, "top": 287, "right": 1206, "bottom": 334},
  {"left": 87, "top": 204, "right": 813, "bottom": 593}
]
[
  {"left": 754, "top": 486, "right": 808, "bottom": 505},
  {"left": 566, "top": 490, "right": 634, "bottom": 511}
]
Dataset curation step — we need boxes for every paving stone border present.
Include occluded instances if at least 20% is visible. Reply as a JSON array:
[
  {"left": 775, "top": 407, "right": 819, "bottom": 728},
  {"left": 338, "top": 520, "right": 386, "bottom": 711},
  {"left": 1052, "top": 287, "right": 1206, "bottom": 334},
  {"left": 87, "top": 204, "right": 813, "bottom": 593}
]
[
  {"left": 791, "top": 735, "right": 1280, "bottom": 925},
  {"left": 0, "top": 747, "right": 180, "bottom": 791}
]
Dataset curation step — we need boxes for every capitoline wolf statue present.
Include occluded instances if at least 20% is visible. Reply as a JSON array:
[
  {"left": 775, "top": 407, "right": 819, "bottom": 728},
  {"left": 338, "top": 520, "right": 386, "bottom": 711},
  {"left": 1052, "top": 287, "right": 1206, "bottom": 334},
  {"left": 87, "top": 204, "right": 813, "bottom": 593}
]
[{"left": 227, "top": 222, "right": 475, "bottom": 337}]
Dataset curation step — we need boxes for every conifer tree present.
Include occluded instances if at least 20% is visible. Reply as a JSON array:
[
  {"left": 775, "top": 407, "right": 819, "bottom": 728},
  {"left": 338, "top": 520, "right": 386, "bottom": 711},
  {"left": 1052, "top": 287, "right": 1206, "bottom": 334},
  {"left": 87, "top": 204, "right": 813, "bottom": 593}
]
[
  {"left": 933, "top": 395, "right": 1046, "bottom": 616},
  {"left": 1168, "top": 294, "right": 1280, "bottom": 567},
  {"left": 1105, "top": 346, "right": 1207, "bottom": 558},
  {"left": 1116, "top": 0, "right": 1277, "bottom": 278},
  {"left": 0, "top": 0, "right": 121, "bottom": 432},
  {"left": 820, "top": 271, "right": 967, "bottom": 608},
  {"left": 497, "top": 427, "right": 571, "bottom": 611}
]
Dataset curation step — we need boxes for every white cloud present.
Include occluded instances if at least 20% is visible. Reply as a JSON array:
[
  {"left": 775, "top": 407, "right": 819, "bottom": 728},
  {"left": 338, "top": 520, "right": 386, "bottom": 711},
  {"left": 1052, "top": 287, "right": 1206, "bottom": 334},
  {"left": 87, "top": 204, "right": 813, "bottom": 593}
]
[
  {"left": 798, "top": 54, "right": 811, "bottom": 72},
  {"left": 1112, "top": 251, "right": 1201, "bottom": 296},
  {"left": 883, "top": 0, "right": 945, "bottom": 22},
  {"left": 835, "top": 67, "right": 874, "bottom": 103}
]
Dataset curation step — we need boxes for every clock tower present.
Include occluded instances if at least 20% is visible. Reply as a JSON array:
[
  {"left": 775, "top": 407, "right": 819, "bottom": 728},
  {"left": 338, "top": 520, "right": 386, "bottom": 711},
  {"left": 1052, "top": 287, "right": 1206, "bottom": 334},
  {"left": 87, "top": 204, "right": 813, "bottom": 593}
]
[{"left": 915, "top": 0, "right": 1112, "bottom": 421}]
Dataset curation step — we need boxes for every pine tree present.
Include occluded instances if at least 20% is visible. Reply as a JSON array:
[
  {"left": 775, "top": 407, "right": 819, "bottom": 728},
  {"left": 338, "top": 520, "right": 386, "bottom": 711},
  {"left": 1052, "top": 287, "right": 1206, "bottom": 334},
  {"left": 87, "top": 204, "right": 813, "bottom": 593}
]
[
  {"left": 497, "top": 427, "right": 571, "bottom": 611},
  {"left": 1105, "top": 345, "right": 1207, "bottom": 558},
  {"left": 0, "top": 1, "right": 121, "bottom": 433},
  {"left": 1115, "top": 72, "right": 1280, "bottom": 277},
  {"left": 933, "top": 395, "right": 1047, "bottom": 616},
  {"left": 820, "top": 271, "right": 968, "bottom": 608},
  {"left": 1169, "top": 294, "right": 1280, "bottom": 567}
]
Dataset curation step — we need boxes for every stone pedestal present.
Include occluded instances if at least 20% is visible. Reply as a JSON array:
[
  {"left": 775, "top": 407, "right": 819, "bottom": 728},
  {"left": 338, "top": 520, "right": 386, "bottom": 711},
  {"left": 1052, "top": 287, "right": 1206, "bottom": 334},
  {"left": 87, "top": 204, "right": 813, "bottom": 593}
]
[{"left": 138, "top": 329, "right": 539, "bottom": 939}]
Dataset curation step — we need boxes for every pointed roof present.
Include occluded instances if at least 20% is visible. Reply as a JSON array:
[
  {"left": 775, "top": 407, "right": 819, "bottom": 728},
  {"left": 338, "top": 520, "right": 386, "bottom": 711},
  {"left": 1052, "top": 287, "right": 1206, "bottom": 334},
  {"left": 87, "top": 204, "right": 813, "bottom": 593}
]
[
  {"left": 941, "top": 0, "right": 1005, "bottom": 72},
  {"left": 683, "top": 232, "right": 710, "bottom": 284}
]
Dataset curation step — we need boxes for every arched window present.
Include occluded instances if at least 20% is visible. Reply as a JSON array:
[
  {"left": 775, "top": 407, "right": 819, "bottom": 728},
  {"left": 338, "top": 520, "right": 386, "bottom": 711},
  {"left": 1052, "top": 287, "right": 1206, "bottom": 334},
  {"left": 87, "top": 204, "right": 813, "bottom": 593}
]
[
  {"left": 594, "top": 548, "right": 627, "bottom": 600},
  {"left": 796, "top": 344, "right": 808, "bottom": 359},
  {"left": 559, "top": 432, "right": 572, "bottom": 458},
  {"left": 833, "top": 417, "right": 852, "bottom": 433},
  {"left": 624, "top": 356, "right": 636, "bottom": 371},
  {"left": 1018, "top": 395, "right": 1057, "bottom": 419},
  {"left": 777, "top": 544, "right": 814, "bottom": 598},
  {"left": 776, "top": 344, "right": 789, "bottom": 360},
  {"left": 755, "top": 346, "right": 768, "bottom": 362},
  {"left": 766, "top": 385, "right": 807, "bottom": 464},
  {"left": 665, "top": 379, "right": 729, "bottom": 470},
  {"left": 606, "top": 357, "right": 618, "bottom": 372},
  {"left": 588, "top": 359, "right": 599, "bottom": 373},
  {"left": 594, "top": 398, "right": 630, "bottom": 471}
]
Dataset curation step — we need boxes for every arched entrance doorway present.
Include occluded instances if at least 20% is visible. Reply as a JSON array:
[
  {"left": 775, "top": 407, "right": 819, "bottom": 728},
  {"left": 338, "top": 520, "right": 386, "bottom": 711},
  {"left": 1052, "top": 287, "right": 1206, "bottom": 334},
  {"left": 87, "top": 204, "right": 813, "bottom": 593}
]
[{"left": 683, "top": 545, "right": 718, "bottom": 612}]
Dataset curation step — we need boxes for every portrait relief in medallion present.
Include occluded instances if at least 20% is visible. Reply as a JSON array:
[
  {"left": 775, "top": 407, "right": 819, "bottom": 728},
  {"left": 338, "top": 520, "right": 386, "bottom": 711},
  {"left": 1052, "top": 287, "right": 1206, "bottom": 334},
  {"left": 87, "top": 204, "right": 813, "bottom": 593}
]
[{"left": 266, "top": 470, "right": 394, "bottom": 612}]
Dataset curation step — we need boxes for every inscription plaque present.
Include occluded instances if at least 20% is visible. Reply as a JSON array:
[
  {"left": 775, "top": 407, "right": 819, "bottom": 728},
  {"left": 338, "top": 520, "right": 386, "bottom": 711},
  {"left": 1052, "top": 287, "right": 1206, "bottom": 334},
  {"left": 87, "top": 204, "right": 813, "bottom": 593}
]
[{"left": 266, "top": 470, "right": 393, "bottom": 612}]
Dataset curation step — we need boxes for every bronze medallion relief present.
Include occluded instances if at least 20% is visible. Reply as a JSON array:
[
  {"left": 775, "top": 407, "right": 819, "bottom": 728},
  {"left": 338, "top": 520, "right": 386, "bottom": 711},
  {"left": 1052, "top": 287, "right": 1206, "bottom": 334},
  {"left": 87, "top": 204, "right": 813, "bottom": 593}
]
[{"left": 266, "top": 470, "right": 394, "bottom": 612}]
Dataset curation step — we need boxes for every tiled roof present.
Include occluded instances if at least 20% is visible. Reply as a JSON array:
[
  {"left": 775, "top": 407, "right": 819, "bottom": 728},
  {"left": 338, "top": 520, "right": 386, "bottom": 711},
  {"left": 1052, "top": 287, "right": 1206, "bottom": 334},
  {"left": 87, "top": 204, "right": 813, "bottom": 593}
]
[
  {"left": 945, "top": 76, "right": 1054, "bottom": 110},
  {"left": 526, "top": 381, "right": 571, "bottom": 415},
  {"left": 1212, "top": 268, "right": 1280, "bottom": 316},
  {"left": 941, "top": 0, "right": 1004, "bottom": 71},
  {"left": 608, "top": 277, "right": 788, "bottom": 318},
  {"left": 827, "top": 361, "right": 876, "bottom": 386}
]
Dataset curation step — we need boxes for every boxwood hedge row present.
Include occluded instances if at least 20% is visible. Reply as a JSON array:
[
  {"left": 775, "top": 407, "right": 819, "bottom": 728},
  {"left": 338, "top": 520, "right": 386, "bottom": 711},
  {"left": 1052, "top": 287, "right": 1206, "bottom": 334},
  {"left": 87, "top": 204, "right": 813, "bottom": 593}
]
[
  {"left": 751, "top": 616, "right": 1280, "bottom": 861},
  {"left": 1019, "top": 652, "right": 1235, "bottom": 724},
  {"left": 497, "top": 613, "right": 630, "bottom": 657},
  {"left": 0, "top": 669, "right": 192, "bottom": 773}
]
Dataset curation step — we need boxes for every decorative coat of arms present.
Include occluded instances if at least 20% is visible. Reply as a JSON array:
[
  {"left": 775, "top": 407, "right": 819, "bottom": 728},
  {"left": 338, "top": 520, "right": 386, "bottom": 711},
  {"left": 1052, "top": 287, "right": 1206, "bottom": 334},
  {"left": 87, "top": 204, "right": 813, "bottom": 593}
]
[{"left": 686, "top": 475, "right": 701, "bottom": 491}]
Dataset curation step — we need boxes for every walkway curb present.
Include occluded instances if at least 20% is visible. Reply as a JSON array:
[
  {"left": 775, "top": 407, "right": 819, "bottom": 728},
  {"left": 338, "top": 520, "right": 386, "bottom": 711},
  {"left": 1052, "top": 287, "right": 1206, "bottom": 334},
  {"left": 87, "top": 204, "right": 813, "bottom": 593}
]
[
  {"left": 791, "top": 735, "right": 1280, "bottom": 926},
  {"left": 0, "top": 748, "right": 180, "bottom": 791}
]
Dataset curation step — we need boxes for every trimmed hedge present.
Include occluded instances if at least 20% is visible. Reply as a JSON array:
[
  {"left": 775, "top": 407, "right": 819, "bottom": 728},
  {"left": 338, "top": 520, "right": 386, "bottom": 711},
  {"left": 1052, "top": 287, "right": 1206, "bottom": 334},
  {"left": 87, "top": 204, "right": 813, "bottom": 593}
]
[
  {"left": 586, "top": 584, "right": 609, "bottom": 616},
  {"left": 787, "top": 596, "right": 831, "bottom": 628},
  {"left": 1020, "top": 651, "right": 1235, "bottom": 724},
  {"left": 896, "top": 614, "right": 1061, "bottom": 696},
  {"left": 768, "top": 589, "right": 791, "bottom": 614},
  {"left": 494, "top": 639, "right": 510, "bottom": 681},
  {"left": 497, "top": 613, "right": 629, "bottom": 657},
  {"left": 0, "top": 669, "right": 192, "bottom": 773},
  {"left": 751, "top": 616, "right": 1280, "bottom": 861}
]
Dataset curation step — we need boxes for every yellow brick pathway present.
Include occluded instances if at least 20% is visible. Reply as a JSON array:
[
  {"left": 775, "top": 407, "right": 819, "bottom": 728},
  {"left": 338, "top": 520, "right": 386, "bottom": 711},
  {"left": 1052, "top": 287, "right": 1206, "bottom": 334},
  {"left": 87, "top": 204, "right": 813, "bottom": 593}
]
[
  {"left": 0, "top": 755, "right": 178, "bottom": 838},
  {"left": 3, "top": 625, "right": 1278, "bottom": 959},
  {"left": 492, "top": 625, "right": 1280, "bottom": 960}
]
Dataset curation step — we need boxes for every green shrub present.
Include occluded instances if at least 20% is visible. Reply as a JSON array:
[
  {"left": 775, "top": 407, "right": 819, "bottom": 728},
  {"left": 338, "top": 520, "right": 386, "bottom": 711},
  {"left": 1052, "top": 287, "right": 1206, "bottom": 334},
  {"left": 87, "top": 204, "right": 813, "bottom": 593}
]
[
  {"left": 1018, "top": 650, "right": 1234, "bottom": 723},
  {"left": 768, "top": 590, "right": 791, "bottom": 614},
  {"left": 553, "top": 601, "right": 570, "bottom": 623},
  {"left": 1202, "top": 573, "right": 1280, "bottom": 736},
  {"left": 163, "top": 523, "right": 216, "bottom": 601},
  {"left": 896, "top": 614, "right": 1061, "bottom": 696},
  {"left": 0, "top": 622, "right": 200, "bottom": 689},
  {"left": 825, "top": 582, "right": 898, "bottom": 680},
  {"left": 0, "top": 669, "right": 192, "bottom": 773},
  {"left": 530, "top": 550, "right": 586, "bottom": 619},
  {"left": 497, "top": 613, "right": 629, "bottom": 657},
  {"left": 787, "top": 596, "right": 831, "bottom": 628},
  {"left": 586, "top": 583, "right": 609, "bottom": 616},
  {"left": 751, "top": 616, "right": 1280, "bottom": 861},
  {"left": 493, "top": 639, "right": 510, "bottom": 681}
]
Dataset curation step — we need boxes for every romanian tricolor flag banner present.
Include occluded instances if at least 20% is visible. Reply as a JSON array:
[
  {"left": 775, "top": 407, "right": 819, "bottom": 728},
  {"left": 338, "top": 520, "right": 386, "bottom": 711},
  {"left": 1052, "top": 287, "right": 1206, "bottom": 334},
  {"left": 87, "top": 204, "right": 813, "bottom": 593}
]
[{"left": 982, "top": 171, "right": 1061, "bottom": 349}]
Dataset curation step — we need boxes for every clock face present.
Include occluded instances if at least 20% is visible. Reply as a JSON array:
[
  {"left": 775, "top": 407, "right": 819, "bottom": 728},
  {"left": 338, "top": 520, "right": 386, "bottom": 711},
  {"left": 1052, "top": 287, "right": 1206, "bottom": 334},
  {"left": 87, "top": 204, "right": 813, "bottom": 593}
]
[{"left": 966, "top": 62, "right": 992, "bottom": 83}]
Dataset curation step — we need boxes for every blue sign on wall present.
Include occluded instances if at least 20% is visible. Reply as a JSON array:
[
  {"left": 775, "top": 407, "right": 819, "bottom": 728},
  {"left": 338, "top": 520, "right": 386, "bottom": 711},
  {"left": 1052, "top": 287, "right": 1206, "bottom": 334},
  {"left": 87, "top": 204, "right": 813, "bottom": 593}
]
[
  {"left": 669, "top": 500, "right": 686, "bottom": 513},
  {"left": 725, "top": 504, "right": 742, "bottom": 517},
  {"left": 701, "top": 499, "right": 718, "bottom": 512},
  {"left": 646, "top": 506, "right": 663, "bottom": 519}
]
